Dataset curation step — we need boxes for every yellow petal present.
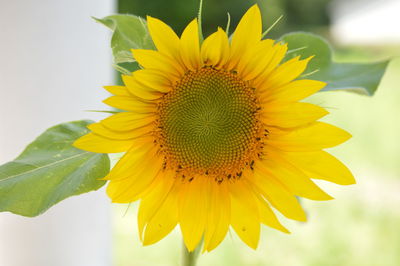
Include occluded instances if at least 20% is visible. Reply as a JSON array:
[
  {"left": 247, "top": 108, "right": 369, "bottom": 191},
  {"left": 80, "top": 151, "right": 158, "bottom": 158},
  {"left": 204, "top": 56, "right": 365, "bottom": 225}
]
[
  {"left": 261, "top": 102, "right": 328, "bottom": 128},
  {"left": 258, "top": 149, "right": 333, "bottom": 201},
  {"left": 229, "top": 179, "right": 260, "bottom": 249},
  {"left": 143, "top": 181, "right": 180, "bottom": 245},
  {"left": 88, "top": 122, "right": 152, "bottom": 140},
  {"left": 261, "top": 79, "right": 326, "bottom": 103},
  {"left": 203, "top": 181, "right": 230, "bottom": 252},
  {"left": 146, "top": 16, "right": 180, "bottom": 59},
  {"left": 251, "top": 168, "right": 307, "bottom": 221},
  {"left": 201, "top": 27, "right": 230, "bottom": 68},
  {"left": 106, "top": 151, "right": 164, "bottom": 203},
  {"left": 268, "top": 122, "right": 352, "bottom": 151},
  {"left": 131, "top": 49, "right": 184, "bottom": 80},
  {"left": 257, "top": 43, "right": 288, "bottom": 81},
  {"left": 229, "top": 5, "right": 262, "bottom": 69},
  {"left": 138, "top": 171, "right": 176, "bottom": 240},
  {"left": 103, "top": 85, "right": 131, "bottom": 96},
  {"left": 259, "top": 56, "right": 312, "bottom": 90},
  {"left": 179, "top": 177, "right": 207, "bottom": 251},
  {"left": 122, "top": 74, "right": 164, "bottom": 100},
  {"left": 103, "top": 138, "right": 154, "bottom": 181},
  {"left": 103, "top": 96, "right": 156, "bottom": 113},
  {"left": 180, "top": 19, "right": 201, "bottom": 71},
  {"left": 132, "top": 69, "right": 172, "bottom": 93},
  {"left": 236, "top": 39, "right": 275, "bottom": 80},
  {"left": 284, "top": 151, "right": 356, "bottom": 185},
  {"left": 73, "top": 132, "right": 133, "bottom": 153},
  {"left": 101, "top": 112, "right": 155, "bottom": 132},
  {"left": 255, "top": 193, "right": 290, "bottom": 233}
]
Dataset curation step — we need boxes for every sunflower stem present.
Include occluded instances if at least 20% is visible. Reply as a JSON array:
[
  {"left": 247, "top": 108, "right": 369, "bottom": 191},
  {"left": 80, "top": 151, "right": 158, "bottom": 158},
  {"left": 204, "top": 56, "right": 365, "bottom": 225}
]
[
  {"left": 197, "top": 0, "right": 204, "bottom": 41},
  {"left": 225, "top": 12, "right": 231, "bottom": 35},
  {"left": 181, "top": 239, "right": 203, "bottom": 266}
]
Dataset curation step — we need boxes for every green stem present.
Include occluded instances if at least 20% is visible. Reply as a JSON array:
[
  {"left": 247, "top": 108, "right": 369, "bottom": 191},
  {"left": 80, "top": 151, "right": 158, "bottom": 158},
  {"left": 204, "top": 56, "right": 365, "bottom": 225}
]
[
  {"left": 197, "top": 0, "right": 204, "bottom": 41},
  {"left": 181, "top": 239, "right": 203, "bottom": 266}
]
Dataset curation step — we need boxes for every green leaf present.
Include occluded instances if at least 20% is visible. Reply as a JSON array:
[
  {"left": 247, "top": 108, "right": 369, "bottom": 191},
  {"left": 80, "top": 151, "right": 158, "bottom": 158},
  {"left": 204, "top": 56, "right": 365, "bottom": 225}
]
[
  {"left": 0, "top": 120, "right": 109, "bottom": 217},
  {"left": 280, "top": 32, "right": 390, "bottom": 95},
  {"left": 94, "top": 14, "right": 154, "bottom": 65}
]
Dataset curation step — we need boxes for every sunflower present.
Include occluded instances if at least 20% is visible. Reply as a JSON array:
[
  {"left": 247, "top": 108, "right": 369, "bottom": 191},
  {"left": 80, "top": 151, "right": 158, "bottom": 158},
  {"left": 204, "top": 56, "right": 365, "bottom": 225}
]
[{"left": 74, "top": 4, "right": 355, "bottom": 252}]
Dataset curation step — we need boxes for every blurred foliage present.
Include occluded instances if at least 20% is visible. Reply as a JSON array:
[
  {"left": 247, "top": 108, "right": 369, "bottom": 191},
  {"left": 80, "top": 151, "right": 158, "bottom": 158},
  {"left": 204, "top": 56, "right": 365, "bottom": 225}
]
[{"left": 118, "top": 0, "right": 331, "bottom": 38}]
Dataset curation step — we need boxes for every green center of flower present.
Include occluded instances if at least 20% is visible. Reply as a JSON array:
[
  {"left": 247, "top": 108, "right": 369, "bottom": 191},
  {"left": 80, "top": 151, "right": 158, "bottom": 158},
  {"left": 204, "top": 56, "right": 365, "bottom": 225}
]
[{"left": 157, "top": 68, "right": 263, "bottom": 178}]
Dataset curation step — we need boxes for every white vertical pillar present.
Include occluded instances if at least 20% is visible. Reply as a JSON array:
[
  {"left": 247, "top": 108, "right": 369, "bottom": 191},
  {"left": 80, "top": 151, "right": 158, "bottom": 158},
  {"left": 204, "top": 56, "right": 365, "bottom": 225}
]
[{"left": 0, "top": 1, "right": 115, "bottom": 266}]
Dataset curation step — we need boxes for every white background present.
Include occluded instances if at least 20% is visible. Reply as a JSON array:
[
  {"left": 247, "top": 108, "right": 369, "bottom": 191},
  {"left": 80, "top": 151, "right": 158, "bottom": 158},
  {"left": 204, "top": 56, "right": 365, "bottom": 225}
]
[{"left": 0, "top": 1, "right": 114, "bottom": 265}]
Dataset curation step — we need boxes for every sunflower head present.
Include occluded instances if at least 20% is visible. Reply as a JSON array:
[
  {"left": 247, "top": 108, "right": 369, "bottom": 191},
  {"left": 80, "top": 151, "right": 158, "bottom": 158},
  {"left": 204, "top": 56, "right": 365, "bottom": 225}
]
[
  {"left": 156, "top": 67, "right": 264, "bottom": 180},
  {"left": 75, "top": 4, "right": 354, "bottom": 252}
]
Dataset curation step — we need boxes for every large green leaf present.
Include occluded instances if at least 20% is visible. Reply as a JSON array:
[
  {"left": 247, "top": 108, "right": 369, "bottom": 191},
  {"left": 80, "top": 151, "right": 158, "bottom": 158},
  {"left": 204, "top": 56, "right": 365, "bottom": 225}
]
[
  {"left": 94, "top": 14, "right": 154, "bottom": 64},
  {"left": 280, "top": 32, "right": 390, "bottom": 95},
  {"left": 0, "top": 120, "right": 109, "bottom": 217}
]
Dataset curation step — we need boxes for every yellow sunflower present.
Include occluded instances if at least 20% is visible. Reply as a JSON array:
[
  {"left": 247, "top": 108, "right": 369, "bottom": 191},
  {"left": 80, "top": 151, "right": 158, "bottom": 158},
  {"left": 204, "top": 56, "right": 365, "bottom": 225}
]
[{"left": 74, "top": 5, "right": 355, "bottom": 252}]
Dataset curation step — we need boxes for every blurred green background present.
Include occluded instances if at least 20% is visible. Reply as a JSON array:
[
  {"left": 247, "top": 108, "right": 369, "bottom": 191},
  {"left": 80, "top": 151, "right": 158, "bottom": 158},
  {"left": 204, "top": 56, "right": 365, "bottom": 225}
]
[
  {"left": 118, "top": 0, "right": 331, "bottom": 38},
  {"left": 113, "top": 0, "right": 400, "bottom": 265}
]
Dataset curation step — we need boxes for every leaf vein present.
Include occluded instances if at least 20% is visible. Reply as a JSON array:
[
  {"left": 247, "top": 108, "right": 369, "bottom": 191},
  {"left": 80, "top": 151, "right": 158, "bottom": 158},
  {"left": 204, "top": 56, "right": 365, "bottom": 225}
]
[{"left": 0, "top": 152, "right": 91, "bottom": 183}]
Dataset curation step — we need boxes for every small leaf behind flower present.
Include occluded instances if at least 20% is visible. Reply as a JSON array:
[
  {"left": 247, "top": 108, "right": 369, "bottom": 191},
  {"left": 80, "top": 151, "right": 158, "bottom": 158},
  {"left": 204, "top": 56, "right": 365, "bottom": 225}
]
[
  {"left": 281, "top": 32, "right": 390, "bottom": 95},
  {"left": 93, "top": 15, "right": 154, "bottom": 64},
  {"left": 0, "top": 120, "right": 109, "bottom": 217}
]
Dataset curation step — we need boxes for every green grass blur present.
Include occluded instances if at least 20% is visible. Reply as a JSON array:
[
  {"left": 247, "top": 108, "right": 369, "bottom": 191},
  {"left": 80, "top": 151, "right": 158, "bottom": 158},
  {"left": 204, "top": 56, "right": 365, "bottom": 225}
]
[{"left": 112, "top": 1, "right": 400, "bottom": 265}]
